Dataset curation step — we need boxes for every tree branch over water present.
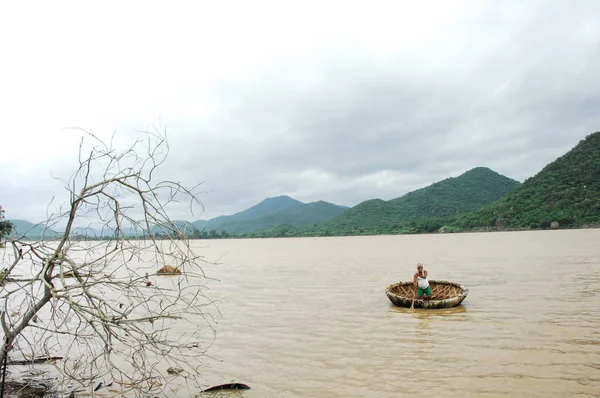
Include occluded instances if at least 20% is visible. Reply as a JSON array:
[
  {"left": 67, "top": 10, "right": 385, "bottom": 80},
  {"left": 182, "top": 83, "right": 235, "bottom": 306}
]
[{"left": 0, "top": 128, "right": 217, "bottom": 396}]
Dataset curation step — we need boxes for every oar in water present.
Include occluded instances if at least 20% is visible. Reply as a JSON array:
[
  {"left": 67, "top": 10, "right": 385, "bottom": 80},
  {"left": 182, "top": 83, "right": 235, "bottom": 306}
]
[{"left": 410, "top": 286, "right": 416, "bottom": 309}]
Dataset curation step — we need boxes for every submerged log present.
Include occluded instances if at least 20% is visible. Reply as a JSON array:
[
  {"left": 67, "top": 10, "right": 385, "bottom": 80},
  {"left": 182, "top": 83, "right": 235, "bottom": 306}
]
[{"left": 8, "top": 356, "right": 64, "bottom": 365}]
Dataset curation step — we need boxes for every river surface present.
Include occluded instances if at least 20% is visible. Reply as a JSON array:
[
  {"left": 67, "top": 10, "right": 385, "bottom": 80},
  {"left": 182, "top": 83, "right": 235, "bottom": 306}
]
[
  {"left": 4, "top": 229, "right": 600, "bottom": 397},
  {"left": 183, "top": 229, "right": 600, "bottom": 397}
]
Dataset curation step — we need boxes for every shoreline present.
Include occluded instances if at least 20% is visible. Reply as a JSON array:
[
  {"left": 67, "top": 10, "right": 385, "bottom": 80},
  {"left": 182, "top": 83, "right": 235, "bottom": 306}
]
[{"left": 4, "top": 223, "right": 599, "bottom": 243}]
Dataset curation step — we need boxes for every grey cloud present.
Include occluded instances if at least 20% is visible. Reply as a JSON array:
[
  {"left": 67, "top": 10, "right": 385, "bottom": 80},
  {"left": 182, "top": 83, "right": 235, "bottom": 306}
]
[
  {"left": 176, "top": 2, "right": 600, "bottom": 219},
  {"left": 3, "top": 1, "right": 600, "bottom": 223}
]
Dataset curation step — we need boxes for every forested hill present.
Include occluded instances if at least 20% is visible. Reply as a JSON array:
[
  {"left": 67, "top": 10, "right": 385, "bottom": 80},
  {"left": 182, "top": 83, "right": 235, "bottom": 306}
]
[
  {"left": 191, "top": 195, "right": 348, "bottom": 235},
  {"left": 203, "top": 200, "right": 348, "bottom": 235},
  {"left": 319, "top": 167, "right": 520, "bottom": 234},
  {"left": 453, "top": 132, "right": 600, "bottom": 230},
  {"left": 192, "top": 195, "right": 304, "bottom": 231}
]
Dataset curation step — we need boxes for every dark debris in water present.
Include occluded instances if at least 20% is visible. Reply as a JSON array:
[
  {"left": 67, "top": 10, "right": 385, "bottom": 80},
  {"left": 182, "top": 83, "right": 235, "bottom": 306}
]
[
  {"left": 199, "top": 382, "right": 251, "bottom": 393},
  {"left": 2, "top": 380, "right": 52, "bottom": 398}
]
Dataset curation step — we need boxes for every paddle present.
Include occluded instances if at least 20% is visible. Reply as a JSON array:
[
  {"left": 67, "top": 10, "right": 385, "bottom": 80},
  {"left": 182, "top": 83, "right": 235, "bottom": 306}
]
[{"left": 411, "top": 267, "right": 421, "bottom": 309}]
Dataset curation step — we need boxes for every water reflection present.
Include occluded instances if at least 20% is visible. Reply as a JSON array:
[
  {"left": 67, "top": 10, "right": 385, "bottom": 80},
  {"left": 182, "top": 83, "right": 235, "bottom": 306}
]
[
  {"left": 413, "top": 315, "right": 432, "bottom": 355},
  {"left": 387, "top": 304, "right": 468, "bottom": 316}
]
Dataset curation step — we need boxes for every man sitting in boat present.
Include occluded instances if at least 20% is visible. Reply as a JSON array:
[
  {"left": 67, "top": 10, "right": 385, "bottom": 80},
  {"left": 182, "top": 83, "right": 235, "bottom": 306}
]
[{"left": 414, "top": 263, "right": 432, "bottom": 299}]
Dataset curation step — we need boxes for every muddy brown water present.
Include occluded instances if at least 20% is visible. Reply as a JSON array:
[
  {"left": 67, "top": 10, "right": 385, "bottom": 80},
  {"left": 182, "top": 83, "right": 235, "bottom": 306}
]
[
  {"left": 4, "top": 229, "right": 600, "bottom": 397},
  {"left": 186, "top": 229, "right": 600, "bottom": 397}
]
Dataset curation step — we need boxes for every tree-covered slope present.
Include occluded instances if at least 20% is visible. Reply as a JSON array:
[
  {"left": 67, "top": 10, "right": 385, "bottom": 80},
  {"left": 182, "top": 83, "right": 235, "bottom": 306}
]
[
  {"left": 322, "top": 167, "right": 520, "bottom": 233},
  {"left": 454, "top": 132, "right": 600, "bottom": 229}
]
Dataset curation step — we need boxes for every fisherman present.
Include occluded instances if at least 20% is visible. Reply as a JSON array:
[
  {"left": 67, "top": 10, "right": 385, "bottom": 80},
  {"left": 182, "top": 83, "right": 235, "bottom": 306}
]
[{"left": 413, "top": 263, "right": 432, "bottom": 299}]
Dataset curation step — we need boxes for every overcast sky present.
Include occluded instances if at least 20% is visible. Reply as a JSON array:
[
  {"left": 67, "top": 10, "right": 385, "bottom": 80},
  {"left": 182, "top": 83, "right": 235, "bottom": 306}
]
[{"left": 1, "top": 0, "right": 600, "bottom": 223}]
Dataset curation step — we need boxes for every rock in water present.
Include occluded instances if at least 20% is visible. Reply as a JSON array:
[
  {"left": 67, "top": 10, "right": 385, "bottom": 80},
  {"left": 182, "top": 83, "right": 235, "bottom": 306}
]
[
  {"left": 156, "top": 265, "right": 181, "bottom": 275},
  {"left": 167, "top": 367, "right": 185, "bottom": 375},
  {"left": 551, "top": 221, "right": 560, "bottom": 229}
]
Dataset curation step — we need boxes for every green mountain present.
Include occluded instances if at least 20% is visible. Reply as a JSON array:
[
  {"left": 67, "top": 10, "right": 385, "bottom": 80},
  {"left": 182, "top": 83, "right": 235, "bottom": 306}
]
[
  {"left": 192, "top": 195, "right": 304, "bottom": 231},
  {"left": 190, "top": 195, "right": 349, "bottom": 235},
  {"left": 211, "top": 200, "right": 349, "bottom": 235},
  {"left": 453, "top": 132, "right": 600, "bottom": 230},
  {"left": 319, "top": 167, "right": 520, "bottom": 234}
]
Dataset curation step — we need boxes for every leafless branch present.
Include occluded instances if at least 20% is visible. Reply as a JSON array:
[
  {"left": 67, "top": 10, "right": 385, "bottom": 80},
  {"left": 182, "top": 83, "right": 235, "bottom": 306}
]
[{"left": 0, "top": 128, "right": 216, "bottom": 396}]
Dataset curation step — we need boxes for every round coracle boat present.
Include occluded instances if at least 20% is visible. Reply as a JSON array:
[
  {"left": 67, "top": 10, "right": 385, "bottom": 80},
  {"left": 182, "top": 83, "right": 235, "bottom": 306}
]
[{"left": 386, "top": 280, "right": 468, "bottom": 309}]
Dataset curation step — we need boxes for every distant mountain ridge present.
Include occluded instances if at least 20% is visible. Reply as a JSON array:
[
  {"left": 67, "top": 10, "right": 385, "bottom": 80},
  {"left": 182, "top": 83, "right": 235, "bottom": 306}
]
[
  {"left": 192, "top": 196, "right": 349, "bottom": 234},
  {"left": 192, "top": 196, "right": 304, "bottom": 230},
  {"left": 7, "top": 219, "right": 61, "bottom": 240},
  {"left": 7, "top": 196, "right": 349, "bottom": 239},
  {"left": 8, "top": 128, "right": 598, "bottom": 239},
  {"left": 207, "top": 200, "right": 349, "bottom": 235},
  {"left": 8, "top": 166, "right": 524, "bottom": 239}
]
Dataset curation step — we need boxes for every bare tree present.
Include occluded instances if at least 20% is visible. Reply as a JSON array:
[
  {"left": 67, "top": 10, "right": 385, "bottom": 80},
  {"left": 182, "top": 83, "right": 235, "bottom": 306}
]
[{"left": 0, "top": 129, "right": 217, "bottom": 396}]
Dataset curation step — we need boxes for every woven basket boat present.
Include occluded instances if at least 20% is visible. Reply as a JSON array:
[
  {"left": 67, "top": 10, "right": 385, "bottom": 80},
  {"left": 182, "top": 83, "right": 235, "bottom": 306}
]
[{"left": 386, "top": 280, "right": 468, "bottom": 309}]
